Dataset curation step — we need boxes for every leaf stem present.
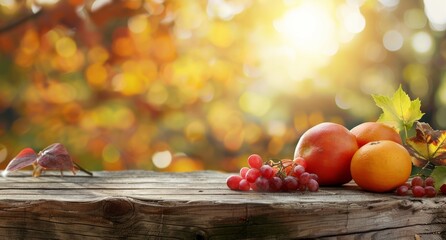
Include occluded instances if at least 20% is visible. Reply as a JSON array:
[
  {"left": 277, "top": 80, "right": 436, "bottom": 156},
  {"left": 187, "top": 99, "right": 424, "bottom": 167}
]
[
  {"left": 403, "top": 125, "right": 409, "bottom": 145},
  {"left": 418, "top": 161, "right": 435, "bottom": 177}
]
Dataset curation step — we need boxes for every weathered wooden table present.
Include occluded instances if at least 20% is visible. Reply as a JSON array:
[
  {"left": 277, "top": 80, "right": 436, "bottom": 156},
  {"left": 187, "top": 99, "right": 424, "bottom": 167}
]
[{"left": 0, "top": 171, "right": 444, "bottom": 239}]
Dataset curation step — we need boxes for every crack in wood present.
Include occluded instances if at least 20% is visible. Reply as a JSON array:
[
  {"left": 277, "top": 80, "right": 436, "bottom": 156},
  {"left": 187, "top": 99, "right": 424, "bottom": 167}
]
[{"left": 318, "top": 222, "right": 446, "bottom": 239}]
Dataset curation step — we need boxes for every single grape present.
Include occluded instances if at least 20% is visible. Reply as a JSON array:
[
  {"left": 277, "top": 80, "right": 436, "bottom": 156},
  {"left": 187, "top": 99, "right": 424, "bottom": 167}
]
[
  {"left": 226, "top": 175, "right": 242, "bottom": 190},
  {"left": 246, "top": 168, "right": 261, "bottom": 183},
  {"left": 307, "top": 179, "right": 319, "bottom": 192},
  {"left": 255, "top": 176, "right": 270, "bottom": 192},
  {"left": 309, "top": 173, "right": 319, "bottom": 181},
  {"left": 292, "top": 165, "right": 305, "bottom": 177},
  {"left": 240, "top": 167, "right": 249, "bottom": 179},
  {"left": 411, "top": 176, "right": 424, "bottom": 187},
  {"left": 441, "top": 184, "right": 446, "bottom": 194},
  {"left": 396, "top": 185, "right": 409, "bottom": 196},
  {"left": 299, "top": 172, "right": 310, "bottom": 186},
  {"left": 260, "top": 165, "right": 274, "bottom": 179},
  {"left": 238, "top": 179, "right": 251, "bottom": 191},
  {"left": 247, "top": 154, "right": 263, "bottom": 169},
  {"left": 283, "top": 176, "right": 298, "bottom": 191},
  {"left": 425, "top": 177, "right": 434, "bottom": 187},
  {"left": 269, "top": 176, "right": 283, "bottom": 192},
  {"left": 294, "top": 156, "right": 307, "bottom": 169},
  {"left": 412, "top": 186, "right": 425, "bottom": 197},
  {"left": 425, "top": 186, "right": 437, "bottom": 198},
  {"left": 272, "top": 166, "right": 279, "bottom": 176}
]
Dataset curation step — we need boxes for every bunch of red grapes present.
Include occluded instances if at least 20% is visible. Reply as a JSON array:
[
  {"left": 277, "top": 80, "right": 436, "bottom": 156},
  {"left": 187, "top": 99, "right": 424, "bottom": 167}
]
[
  {"left": 396, "top": 176, "right": 446, "bottom": 197},
  {"left": 226, "top": 154, "right": 319, "bottom": 192}
]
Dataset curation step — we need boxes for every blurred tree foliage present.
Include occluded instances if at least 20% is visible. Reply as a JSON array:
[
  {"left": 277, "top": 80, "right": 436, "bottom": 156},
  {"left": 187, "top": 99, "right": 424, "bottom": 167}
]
[{"left": 0, "top": 0, "right": 445, "bottom": 172}]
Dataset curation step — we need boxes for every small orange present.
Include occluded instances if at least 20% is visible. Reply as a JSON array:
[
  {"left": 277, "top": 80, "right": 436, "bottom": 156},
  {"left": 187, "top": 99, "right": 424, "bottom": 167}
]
[
  {"left": 350, "top": 140, "right": 412, "bottom": 192},
  {"left": 350, "top": 122, "right": 402, "bottom": 147}
]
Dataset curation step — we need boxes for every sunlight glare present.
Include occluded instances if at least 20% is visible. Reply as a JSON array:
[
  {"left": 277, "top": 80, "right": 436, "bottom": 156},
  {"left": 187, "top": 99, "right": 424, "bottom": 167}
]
[
  {"left": 274, "top": 3, "right": 337, "bottom": 56},
  {"left": 340, "top": 5, "right": 366, "bottom": 34},
  {"left": 424, "top": 0, "right": 446, "bottom": 31},
  {"left": 0, "top": 0, "right": 15, "bottom": 8}
]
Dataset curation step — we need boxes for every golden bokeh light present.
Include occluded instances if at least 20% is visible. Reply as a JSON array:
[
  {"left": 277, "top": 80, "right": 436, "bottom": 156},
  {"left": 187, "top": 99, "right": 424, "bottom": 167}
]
[
  {"left": 167, "top": 156, "right": 204, "bottom": 172},
  {"left": 0, "top": 0, "right": 444, "bottom": 172},
  {"left": 86, "top": 63, "right": 108, "bottom": 88},
  {"left": 128, "top": 15, "right": 150, "bottom": 33},
  {"left": 87, "top": 46, "right": 109, "bottom": 63},
  {"left": 239, "top": 92, "right": 271, "bottom": 117},
  {"left": 152, "top": 150, "right": 172, "bottom": 169},
  {"left": 55, "top": 37, "right": 77, "bottom": 58},
  {"left": 185, "top": 120, "right": 206, "bottom": 142}
]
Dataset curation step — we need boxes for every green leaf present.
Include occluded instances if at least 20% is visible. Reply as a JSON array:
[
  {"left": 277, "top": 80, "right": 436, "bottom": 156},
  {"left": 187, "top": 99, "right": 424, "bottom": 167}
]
[
  {"left": 410, "top": 164, "right": 434, "bottom": 177},
  {"left": 430, "top": 166, "right": 446, "bottom": 191},
  {"left": 372, "top": 85, "right": 424, "bottom": 133}
]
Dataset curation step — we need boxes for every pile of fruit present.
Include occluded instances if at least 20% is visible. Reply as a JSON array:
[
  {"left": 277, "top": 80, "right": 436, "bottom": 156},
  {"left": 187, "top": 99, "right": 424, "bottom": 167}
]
[
  {"left": 226, "top": 87, "right": 446, "bottom": 197},
  {"left": 226, "top": 121, "right": 446, "bottom": 197},
  {"left": 226, "top": 154, "right": 319, "bottom": 192},
  {"left": 396, "top": 176, "right": 438, "bottom": 197}
]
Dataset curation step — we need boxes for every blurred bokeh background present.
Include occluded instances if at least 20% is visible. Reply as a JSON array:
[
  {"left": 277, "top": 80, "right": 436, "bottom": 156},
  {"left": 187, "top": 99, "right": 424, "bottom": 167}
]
[{"left": 0, "top": 0, "right": 445, "bottom": 172}]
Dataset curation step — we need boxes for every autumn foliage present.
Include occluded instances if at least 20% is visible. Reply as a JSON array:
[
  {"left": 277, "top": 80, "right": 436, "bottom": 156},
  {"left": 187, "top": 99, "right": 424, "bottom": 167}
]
[{"left": 0, "top": 1, "right": 445, "bottom": 172}]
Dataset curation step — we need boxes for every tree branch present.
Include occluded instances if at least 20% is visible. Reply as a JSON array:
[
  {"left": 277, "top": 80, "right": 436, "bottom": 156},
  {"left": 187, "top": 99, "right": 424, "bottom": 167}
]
[{"left": 0, "top": 9, "right": 44, "bottom": 34}]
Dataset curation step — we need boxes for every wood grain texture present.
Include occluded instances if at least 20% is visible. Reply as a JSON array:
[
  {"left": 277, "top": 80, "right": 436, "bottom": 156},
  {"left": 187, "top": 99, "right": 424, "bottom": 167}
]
[{"left": 0, "top": 170, "right": 445, "bottom": 239}]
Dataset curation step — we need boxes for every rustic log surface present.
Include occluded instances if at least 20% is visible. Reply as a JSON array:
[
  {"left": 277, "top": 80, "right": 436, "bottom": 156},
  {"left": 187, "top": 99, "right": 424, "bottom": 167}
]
[{"left": 0, "top": 170, "right": 444, "bottom": 239}]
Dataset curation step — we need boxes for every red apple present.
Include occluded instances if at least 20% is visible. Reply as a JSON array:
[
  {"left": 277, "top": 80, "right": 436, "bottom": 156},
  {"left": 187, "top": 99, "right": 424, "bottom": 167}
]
[{"left": 294, "top": 122, "right": 358, "bottom": 186}]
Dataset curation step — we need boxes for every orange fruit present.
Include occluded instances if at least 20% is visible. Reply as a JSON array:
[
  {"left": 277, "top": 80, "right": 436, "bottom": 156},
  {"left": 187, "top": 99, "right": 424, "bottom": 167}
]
[
  {"left": 350, "top": 122, "right": 402, "bottom": 147},
  {"left": 350, "top": 140, "right": 412, "bottom": 192}
]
